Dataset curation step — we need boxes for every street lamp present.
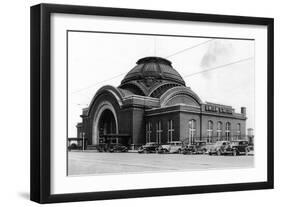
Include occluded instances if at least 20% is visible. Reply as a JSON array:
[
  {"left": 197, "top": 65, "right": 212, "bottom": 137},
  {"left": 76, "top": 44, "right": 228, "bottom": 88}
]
[{"left": 82, "top": 132, "right": 85, "bottom": 151}]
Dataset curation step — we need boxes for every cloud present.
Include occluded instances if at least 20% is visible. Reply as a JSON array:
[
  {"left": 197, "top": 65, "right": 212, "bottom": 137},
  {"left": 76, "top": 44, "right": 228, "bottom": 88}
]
[{"left": 200, "top": 40, "right": 234, "bottom": 69}]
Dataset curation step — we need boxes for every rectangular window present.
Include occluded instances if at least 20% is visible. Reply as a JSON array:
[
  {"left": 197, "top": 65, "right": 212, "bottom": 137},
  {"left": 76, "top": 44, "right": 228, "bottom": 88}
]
[
  {"left": 237, "top": 123, "right": 241, "bottom": 140},
  {"left": 156, "top": 121, "right": 163, "bottom": 144},
  {"left": 217, "top": 122, "right": 222, "bottom": 141},
  {"left": 146, "top": 122, "right": 152, "bottom": 143},
  {"left": 168, "top": 120, "right": 174, "bottom": 142},
  {"left": 207, "top": 121, "right": 213, "bottom": 143},
  {"left": 225, "top": 122, "right": 231, "bottom": 141},
  {"left": 189, "top": 120, "right": 196, "bottom": 144}
]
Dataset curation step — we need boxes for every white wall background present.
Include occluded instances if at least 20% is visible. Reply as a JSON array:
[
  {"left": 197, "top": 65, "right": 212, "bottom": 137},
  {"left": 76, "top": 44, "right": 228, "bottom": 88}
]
[{"left": 0, "top": 0, "right": 279, "bottom": 206}]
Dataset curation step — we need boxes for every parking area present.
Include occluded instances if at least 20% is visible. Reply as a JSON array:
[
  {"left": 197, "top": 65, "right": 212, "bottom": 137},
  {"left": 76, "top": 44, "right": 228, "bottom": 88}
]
[{"left": 68, "top": 151, "right": 254, "bottom": 176}]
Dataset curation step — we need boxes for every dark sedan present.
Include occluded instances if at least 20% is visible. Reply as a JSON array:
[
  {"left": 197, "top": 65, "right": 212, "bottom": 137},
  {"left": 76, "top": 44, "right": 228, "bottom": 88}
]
[
  {"left": 182, "top": 145, "right": 196, "bottom": 155},
  {"left": 138, "top": 142, "right": 159, "bottom": 153},
  {"left": 182, "top": 142, "right": 207, "bottom": 155},
  {"left": 224, "top": 140, "right": 250, "bottom": 156},
  {"left": 109, "top": 144, "right": 128, "bottom": 153}
]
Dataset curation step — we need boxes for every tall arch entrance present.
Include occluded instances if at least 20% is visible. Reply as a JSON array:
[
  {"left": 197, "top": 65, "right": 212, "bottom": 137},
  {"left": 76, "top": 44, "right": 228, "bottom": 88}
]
[
  {"left": 91, "top": 101, "right": 131, "bottom": 149},
  {"left": 98, "top": 109, "right": 117, "bottom": 144},
  {"left": 92, "top": 101, "right": 119, "bottom": 145}
]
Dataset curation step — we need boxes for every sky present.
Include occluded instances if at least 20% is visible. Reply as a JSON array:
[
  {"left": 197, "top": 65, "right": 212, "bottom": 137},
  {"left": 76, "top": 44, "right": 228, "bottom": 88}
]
[{"left": 68, "top": 31, "right": 255, "bottom": 137}]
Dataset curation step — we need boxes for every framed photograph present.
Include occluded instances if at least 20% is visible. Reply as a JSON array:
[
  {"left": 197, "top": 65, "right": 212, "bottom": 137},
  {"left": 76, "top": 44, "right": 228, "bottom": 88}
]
[{"left": 30, "top": 3, "right": 274, "bottom": 203}]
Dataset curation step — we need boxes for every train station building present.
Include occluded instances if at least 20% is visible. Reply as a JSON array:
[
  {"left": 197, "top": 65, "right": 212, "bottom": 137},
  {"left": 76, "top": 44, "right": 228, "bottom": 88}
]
[{"left": 77, "top": 57, "right": 247, "bottom": 148}]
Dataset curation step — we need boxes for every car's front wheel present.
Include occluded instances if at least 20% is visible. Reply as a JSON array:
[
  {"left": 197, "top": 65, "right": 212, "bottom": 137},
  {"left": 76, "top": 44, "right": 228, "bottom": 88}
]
[
  {"left": 138, "top": 148, "right": 144, "bottom": 153},
  {"left": 245, "top": 147, "right": 250, "bottom": 156}
]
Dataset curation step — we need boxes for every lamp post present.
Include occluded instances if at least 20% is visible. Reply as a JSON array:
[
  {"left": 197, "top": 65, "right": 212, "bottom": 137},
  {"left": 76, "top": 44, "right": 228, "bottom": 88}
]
[{"left": 82, "top": 132, "right": 85, "bottom": 151}]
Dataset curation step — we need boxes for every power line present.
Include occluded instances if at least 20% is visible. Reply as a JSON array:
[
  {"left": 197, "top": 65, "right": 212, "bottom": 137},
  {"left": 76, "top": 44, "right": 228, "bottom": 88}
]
[
  {"left": 71, "top": 56, "right": 253, "bottom": 94},
  {"left": 74, "top": 57, "right": 254, "bottom": 107},
  {"left": 71, "top": 39, "right": 251, "bottom": 94},
  {"left": 183, "top": 57, "right": 254, "bottom": 79},
  {"left": 71, "top": 72, "right": 126, "bottom": 94},
  {"left": 71, "top": 40, "right": 214, "bottom": 94},
  {"left": 165, "top": 39, "right": 213, "bottom": 58}
]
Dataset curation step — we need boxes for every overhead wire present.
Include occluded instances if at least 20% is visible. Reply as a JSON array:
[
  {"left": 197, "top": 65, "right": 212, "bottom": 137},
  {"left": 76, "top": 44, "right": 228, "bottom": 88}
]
[
  {"left": 182, "top": 57, "right": 253, "bottom": 79},
  {"left": 71, "top": 39, "right": 214, "bottom": 94},
  {"left": 165, "top": 39, "right": 213, "bottom": 58},
  {"left": 71, "top": 72, "right": 126, "bottom": 94}
]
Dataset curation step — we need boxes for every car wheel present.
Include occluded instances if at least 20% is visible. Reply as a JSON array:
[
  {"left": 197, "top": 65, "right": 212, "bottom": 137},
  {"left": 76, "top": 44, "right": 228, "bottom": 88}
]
[{"left": 245, "top": 147, "right": 249, "bottom": 156}]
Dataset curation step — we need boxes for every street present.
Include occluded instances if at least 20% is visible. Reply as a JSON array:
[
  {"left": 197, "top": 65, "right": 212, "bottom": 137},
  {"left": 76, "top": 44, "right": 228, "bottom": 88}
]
[{"left": 68, "top": 151, "right": 254, "bottom": 176}]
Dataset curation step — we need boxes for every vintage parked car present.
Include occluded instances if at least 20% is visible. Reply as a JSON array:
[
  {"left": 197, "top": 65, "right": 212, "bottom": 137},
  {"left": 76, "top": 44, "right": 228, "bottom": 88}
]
[
  {"left": 223, "top": 140, "right": 250, "bottom": 156},
  {"left": 97, "top": 143, "right": 107, "bottom": 152},
  {"left": 109, "top": 144, "right": 128, "bottom": 153},
  {"left": 158, "top": 141, "right": 183, "bottom": 153},
  {"left": 194, "top": 141, "right": 207, "bottom": 154},
  {"left": 138, "top": 142, "right": 159, "bottom": 153},
  {"left": 182, "top": 141, "right": 207, "bottom": 155},
  {"left": 182, "top": 144, "right": 197, "bottom": 155},
  {"left": 208, "top": 141, "right": 231, "bottom": 155},
  {"left": 68, "top": 143, "right": 78, "bottom": 151}
]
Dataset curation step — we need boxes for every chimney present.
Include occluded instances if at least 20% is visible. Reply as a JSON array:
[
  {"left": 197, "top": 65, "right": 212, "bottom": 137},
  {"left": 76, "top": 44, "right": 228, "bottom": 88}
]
[{"left": 241, "top": 107, "right": 246, "bottom": 116}]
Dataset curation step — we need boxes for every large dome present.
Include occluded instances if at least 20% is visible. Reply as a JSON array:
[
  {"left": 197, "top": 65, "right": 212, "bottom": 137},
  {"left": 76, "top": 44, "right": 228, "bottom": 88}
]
[{"left": 121, "top": 57, "right": 186, "bottom": 86}]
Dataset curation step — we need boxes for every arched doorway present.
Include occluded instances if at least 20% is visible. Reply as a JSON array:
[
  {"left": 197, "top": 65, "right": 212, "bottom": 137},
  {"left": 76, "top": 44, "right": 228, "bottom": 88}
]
[
  {"left": 92, "top": 101, "right": 119, "bottom": 145},
  {"left": 98, "top": 109, "right": 117, "bottom": 144}
]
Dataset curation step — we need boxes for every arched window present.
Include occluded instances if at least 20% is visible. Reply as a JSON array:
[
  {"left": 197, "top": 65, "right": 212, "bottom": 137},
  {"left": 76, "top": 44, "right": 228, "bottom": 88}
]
[
  {"left": 156, "top": 121, "right": 163, "bottom": 144},
  {"left": 225, "top": 122, "right": 231, "bottom": 141},
  {"left": 189, "top": 120, "right": 196, "bottom": 144},
  {"left": 207, "top": 121, "right": 213, "bottom": 143},
  {"left": 146, "top": 121, "right": 152, "bottom": 143},
  {"left": 217, "top": 121, "right": 222, "bottom": 141},
  {"left": 237, "top": 123, "right": 241, "bottom": 140}
]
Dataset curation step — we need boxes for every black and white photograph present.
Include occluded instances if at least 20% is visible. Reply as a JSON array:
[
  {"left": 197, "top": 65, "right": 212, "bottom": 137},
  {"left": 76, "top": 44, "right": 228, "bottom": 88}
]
[
  {"left": 67, "top": 31, "right": 255, "bottom": 176},
  {"left": 0, "top": 0, "right": 279, "bottom": 206},
  {"left": 29, "top": 3, "right": 273, "bottom": 203}
]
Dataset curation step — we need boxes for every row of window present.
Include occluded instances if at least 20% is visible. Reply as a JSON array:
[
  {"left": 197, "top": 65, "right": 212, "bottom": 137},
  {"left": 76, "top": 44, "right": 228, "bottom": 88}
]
[
  {"left": 207, "top": 121, "right": 241, "bottom": 142},
  {"left": 146, "top": 120, "right": 242, "bottom": 143},
  {"left": 146, "top": 120, "right": 174, "bottom": 143}
]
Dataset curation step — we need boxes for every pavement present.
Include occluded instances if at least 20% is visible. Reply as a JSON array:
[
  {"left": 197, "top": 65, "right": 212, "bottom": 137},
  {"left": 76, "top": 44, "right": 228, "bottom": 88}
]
[{"left": 68, "top": 151, "right": 254, "bottom": 176}]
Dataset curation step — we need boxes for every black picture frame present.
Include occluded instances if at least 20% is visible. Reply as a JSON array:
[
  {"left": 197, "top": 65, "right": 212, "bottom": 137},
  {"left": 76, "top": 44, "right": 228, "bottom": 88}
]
[{"left": 30, "top": 3, "right": 274, "bottom": 204}]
